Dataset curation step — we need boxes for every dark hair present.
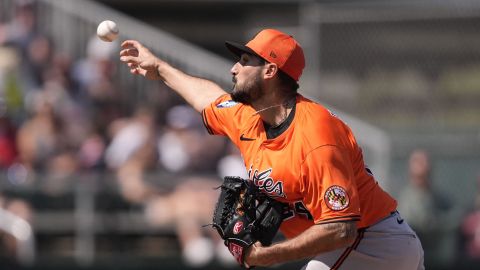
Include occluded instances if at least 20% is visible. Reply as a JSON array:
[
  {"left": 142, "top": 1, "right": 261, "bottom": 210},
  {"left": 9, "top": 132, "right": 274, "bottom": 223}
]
[
  {"left": 254, "top": 54, "right": 299, "bottom": 93},
  {"left": 277, "top": 69, "right": 299, "bottom": 93}
]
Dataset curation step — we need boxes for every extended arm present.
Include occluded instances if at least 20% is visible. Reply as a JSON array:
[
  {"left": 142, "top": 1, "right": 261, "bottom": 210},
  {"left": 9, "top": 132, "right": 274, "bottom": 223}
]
[
  {"left": 245, "top": 221, "right": 358, "bottom": 267},
  {"left": 119, "top": 40, "right": 227, "bottom": 112}
]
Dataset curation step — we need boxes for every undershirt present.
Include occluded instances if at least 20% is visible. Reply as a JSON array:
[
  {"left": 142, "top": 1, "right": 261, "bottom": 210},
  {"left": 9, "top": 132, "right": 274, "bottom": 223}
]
[{"left": 264, "top": 102, "right": 296, "bottom": 139}]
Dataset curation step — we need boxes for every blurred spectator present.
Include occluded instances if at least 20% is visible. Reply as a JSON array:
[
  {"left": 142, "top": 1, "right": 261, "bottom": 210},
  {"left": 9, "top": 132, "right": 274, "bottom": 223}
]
[
  {"left": 107, "top": 105, "right": 235, "bottom": 266},
  {"left": 217, "top": 142, "right": 248, "bottom": 179},
  {"left": 158, "top": 105, "right": 226, "bottom": 173},
  {"left": 0, "top": 1, "right": 56, "bottom": 95},
  {"left": 23, "top": 34, "right": 53, "bottom": 90},
  {"left": 105, "top": 107, "right": 158, "bottom": 203},
  {"left": 144, "top": 176, "right": 234, "bottom": 267},
  {"left": 71, "top": 35, "right": 119, "bottom": 103},
  {"left": 0, "top": 115, "right": 18, "bottom": 168},
  {"left": 77, "top": 130, "right": 106, "bottom": 171},
  {"left": 0, "top": 46, "right": 23, "bottom": 121},
  {"left": 397, "top": 149, "right": 455, "bottom": 269},
  {"left": 0, "top": 4, "right": 37, "bottom": 262},
  {"left": 16, "top": 90, "right": 64, "bottom": 178},
  {"left": 461, "top": 174, "right": 480, "bottom": 261},
  {"left": 15, "top": 87, "right": 80, "bottom": 192},
  {"left": 41, "top": 51, "right": 90, "bottom": 151},
  {"left": 0, "top": 1, "right": 241, "bottom": 267},
  {"left": 0, "top": 1, "right": 36, "bottom": 52},
  {"left": 71, "top": 35, "right": 124, "bottom": 139},
  {"left": 0, "top": 194, "right": 34, "bottom": 264}
]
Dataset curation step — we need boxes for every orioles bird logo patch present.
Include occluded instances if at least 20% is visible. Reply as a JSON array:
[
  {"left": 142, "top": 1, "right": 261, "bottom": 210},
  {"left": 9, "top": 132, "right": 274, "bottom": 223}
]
[{"left": 324, "top": 185, "right": 349, "bottom": 211}]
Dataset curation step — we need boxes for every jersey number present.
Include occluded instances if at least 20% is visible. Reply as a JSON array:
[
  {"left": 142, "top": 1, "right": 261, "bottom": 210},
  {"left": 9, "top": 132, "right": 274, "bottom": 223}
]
[{"left": 284, "top": 201, "right": 314, "bottom": 220}]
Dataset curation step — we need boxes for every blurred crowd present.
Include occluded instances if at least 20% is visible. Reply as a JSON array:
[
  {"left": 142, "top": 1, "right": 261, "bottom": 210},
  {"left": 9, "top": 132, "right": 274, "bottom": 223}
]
[
  {"left": 0, "top": 1, "right": 479, "bottom": 270},
  {"left": 0, "top": 1, "right": 245, "bottom": 267},
  {"left": 396, "top": 149, "right": 480, "bottom": 270}
]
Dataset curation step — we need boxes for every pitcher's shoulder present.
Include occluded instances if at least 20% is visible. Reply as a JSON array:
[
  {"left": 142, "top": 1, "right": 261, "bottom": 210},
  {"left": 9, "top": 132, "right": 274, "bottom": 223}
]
[{"left": 297, "top": 97, "right": 338, "bottom": 122}]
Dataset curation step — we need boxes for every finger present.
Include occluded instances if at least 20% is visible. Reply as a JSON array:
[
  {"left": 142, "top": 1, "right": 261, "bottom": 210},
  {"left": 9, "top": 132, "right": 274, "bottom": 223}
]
[
  {"left": 137, "top": 68, "right": 147, "bottom": 76},
  {"left": 130, "top": 68, "right": 139, "bottom": 75},
  {"left": 120, "top": 48, "right": 139, "bottom": 57},
  {"left": 120, "top": 55, "right": 137, "bottom": 63},
  {"left": 121, "top": 40, "right": 142, "bottom": 49},
  {"left": 129, "top": 66, "right": 145, "bottom": 76}
]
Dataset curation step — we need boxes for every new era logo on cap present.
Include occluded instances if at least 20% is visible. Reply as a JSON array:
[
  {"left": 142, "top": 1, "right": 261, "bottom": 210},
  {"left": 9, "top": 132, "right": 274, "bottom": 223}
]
[{"left": 225, "top": 29, "right": 305, "bottom": 81}]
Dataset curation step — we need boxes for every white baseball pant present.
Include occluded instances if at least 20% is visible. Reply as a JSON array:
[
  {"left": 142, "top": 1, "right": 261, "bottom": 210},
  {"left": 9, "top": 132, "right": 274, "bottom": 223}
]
[{"left": 302, "top": 211, "right": 424, "bottom": 270}]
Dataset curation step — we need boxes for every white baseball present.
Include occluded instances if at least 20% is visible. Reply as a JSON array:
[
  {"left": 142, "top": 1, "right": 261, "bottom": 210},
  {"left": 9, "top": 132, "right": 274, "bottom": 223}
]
[{"left": 96, "top": 20, "right": 119, "bottom": 42}]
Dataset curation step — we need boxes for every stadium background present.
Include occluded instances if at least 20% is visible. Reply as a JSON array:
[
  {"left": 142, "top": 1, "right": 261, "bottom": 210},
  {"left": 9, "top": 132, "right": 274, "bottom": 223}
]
[{"left": 0, "top": 0, "right": 479, "bottom": 269}]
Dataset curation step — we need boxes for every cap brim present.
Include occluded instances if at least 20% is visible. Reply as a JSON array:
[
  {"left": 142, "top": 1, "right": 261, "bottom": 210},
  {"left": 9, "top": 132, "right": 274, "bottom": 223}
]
[{"left": 225, "top": 41, "right": 258, "bottom": 59}]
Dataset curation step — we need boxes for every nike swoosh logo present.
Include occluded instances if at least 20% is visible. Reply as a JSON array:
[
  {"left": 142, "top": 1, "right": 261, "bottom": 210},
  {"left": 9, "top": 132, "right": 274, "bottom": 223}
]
[
  {"left": 397, "top": 217, "right": 404, "bottom": 224},
  {"left": 240, "top": 134, "right": 255, "bottom": 141}
]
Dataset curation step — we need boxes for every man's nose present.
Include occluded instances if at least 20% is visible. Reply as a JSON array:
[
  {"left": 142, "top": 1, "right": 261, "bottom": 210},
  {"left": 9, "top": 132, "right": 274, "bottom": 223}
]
[{"left": 230, "top": 62, "right": 240, "bottom": 75}]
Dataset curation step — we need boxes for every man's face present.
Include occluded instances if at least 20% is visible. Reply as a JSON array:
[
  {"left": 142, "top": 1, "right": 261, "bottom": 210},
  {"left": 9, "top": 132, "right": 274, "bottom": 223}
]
[
  {"left": 408, "top": 150, "right": 431, "bottom": 188},
  {"left": 230, "top": 53, "right": 265, "bottom": 105}
]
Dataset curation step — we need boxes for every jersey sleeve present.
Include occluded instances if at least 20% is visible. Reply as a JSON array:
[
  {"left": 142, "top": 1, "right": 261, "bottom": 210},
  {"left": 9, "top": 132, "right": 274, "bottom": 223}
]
[
  {"left": 201, "top": 94, "right": 247, "bottom": 143},
  {"left": 300, "top": 145, "right": 361, "bottom": 224}
]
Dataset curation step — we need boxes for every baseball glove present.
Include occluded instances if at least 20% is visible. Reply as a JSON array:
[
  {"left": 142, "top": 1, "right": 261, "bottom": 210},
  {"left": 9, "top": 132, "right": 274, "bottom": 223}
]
[{"left": 211, "top": 176, "right": 287, "bottom": 268}]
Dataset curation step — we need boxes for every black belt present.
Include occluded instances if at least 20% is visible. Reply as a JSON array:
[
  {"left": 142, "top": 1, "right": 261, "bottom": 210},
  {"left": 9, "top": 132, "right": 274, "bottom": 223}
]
[{"left": 358, "top": 210, "right": 398, "bottom": 231}]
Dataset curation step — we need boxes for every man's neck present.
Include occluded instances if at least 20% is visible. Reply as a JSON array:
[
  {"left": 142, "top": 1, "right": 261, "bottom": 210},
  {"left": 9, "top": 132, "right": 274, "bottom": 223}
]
[{"left": 252, "top": 95, "right": 295, "bottom": 127}]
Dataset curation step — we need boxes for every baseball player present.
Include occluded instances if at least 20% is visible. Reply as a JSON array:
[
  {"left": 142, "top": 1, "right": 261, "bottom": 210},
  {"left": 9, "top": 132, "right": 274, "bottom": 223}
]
[{"left": 119, "top": 28, "right": 424, "bottom": 269}]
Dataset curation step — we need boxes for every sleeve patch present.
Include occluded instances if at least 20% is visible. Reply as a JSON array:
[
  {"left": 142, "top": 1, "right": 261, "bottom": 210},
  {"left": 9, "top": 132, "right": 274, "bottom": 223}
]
[
  {"left": 216, "top": 100, "right": 238, "bottom": 108},
  {"left": 324, "top": 185, "right": 350, "bottom": 211}
]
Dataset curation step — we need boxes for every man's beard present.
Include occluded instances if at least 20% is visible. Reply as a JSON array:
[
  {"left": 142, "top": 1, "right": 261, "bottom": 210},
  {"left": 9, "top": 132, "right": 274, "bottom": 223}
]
[{"left": 231, "top": 72, "right": 264, "bottom": 105}]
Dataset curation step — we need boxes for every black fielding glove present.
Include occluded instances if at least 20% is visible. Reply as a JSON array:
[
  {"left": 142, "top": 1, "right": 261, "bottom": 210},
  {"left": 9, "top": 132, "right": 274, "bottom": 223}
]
[{"left": 211, "top": 176, "right": 286, "bottom": 268}]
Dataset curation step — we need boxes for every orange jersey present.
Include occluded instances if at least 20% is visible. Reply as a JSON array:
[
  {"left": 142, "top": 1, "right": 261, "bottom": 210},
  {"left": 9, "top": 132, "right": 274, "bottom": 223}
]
[{"left": 202, "top": 94, "right": 397, "bottom": 239}]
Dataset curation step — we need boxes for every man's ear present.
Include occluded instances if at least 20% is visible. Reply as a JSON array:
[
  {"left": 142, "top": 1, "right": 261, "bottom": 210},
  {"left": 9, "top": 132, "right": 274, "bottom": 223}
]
[{"left": 264, "top": 63, "right": 278, "bottom": 80}]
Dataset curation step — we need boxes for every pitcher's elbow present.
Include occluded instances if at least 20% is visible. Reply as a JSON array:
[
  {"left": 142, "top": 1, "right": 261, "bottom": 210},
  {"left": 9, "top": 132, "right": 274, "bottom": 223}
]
[{"left": 339, "top": 221, "right": 358, "bottom": 246}]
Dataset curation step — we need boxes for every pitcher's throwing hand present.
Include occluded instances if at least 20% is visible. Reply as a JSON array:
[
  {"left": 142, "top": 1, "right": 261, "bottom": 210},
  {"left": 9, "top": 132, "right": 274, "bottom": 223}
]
[{"left": 120, "top": 40, "right": 162, "bottom": 80}]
